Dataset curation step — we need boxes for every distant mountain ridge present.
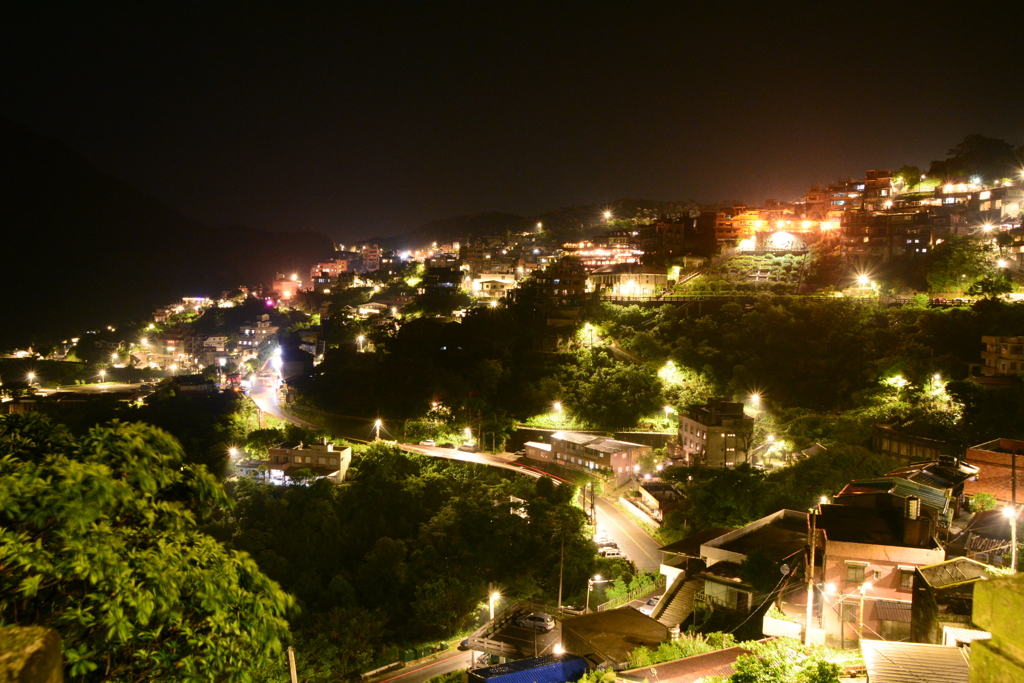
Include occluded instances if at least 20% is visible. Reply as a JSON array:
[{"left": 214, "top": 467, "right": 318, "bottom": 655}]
[
  {"left": 370, "top": 198, "right": 702, "bottom": 249},
  {"left": 0, "top": 117, "right": 334, "bottom": 348}
]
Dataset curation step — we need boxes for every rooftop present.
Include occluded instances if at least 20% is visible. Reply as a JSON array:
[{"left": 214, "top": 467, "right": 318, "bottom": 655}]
[
  {"left": 712, "top": 512, "right": 807, "bottom": 561},
  {"left": 860, "top": 640, "right": 969, "bottom": 683},
  {"left": 561, "top": 607, "right": 667, "bottom": 667},
  {"left": 551, "top": 431, "right": 602, "bottom": 445},
  {"left": 917, "top": 557, "right": 992, "bottom": 589},
  {"left": 622, "top": 644, "right": 754, "bottom": 683},
  {"left": 659, "top": 527, "right": 732, "bottom": 557},
  {"left": 817, "top": 505, "right": 938, "bottom": 549}
]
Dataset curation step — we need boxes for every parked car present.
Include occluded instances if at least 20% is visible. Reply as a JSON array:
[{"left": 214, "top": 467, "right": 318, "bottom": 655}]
[
  {"left": 419, "top": 439, "right": 436, "bottom": 446},
  {"left": 561, "top": 604, "right": 586, "bottom": 616},
  {"left": 458, "top": 638, "right": 471, "bottom": 651},
  {"left": 514, "top": 450, "right": 526, "bottom": 457},
  {"left": 639, "top": 596, "right": 661, "bottom": 616},
  {"left": 596, "top": 539, "right": 618, "bottom": 549},
  {"left": 598, "top": 547, "right": 625, "bottom": 559},
  {"left": 516, "top": 612, "right": 555, "bottom": 632}
]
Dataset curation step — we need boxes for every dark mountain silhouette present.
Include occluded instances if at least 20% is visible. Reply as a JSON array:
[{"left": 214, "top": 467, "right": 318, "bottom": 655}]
[
  {"left": 371, "top": 199, "right": 701, "bottom": 250},
  {"left": 1, "top": 117, "right": 334, "bottom": 349}
]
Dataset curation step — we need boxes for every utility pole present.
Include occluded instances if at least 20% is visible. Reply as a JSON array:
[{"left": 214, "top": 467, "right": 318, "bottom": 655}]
[
  {"left": 804, "top": 509, "right": 817, "bottom": 646},
  {"left": 1013, "top": 450, "right": 1018, "bottom": 506},
  {"left": 287, "top": 647, "right": 298, "bottom": 683},
  {"left": 557, "top": 532, "right": 565, "bottom": 612}
]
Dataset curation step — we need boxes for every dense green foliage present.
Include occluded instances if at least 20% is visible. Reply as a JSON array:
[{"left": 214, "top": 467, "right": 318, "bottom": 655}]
[
  {"left": 0, "top": 414, "right": 292, "bottom": 682},
  {"left": 213, "top": 441, "right": 600, "bottom": 678},
  {"left": 725, "top": 639, "right": 842, "bottom": 683},
  {"left": 628, "top": 632, "right": 736, "bottom": 668}
]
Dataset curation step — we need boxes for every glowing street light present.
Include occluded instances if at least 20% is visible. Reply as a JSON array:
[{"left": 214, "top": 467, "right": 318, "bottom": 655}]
[
  {"left": 553, "top": 401, "right": 562, "bottom": 414},
  {"left": 489, "top": 591, "right": 501, "bottom": 620},
  {"left": 357, "top": 335, "right": 365, "bottom": 352},
  {"left": 603, "top": 210, "right": 612, "bottom": 220},
  {"left": 229, "top": 447, "right": 238, "bottom": 456},
  {"left": 374, "top": 419, "right": 382, "bottom": 441},
  {"left": 586, "top": 575, "right": 612, "bottom": 613},
  {"left": 27, "top": 372, "right": 36, "bottom": 385},
  {"left": 857, "top": 274, "right": 870, "bottom": 286},
  {"left": 998, "top": 259, "right": 1008, "bottom": 268},
  {"left": 1004, "top": 506, "right": 1019, "bottom": 572},
  {"left": 99, "top": 370, "right": 106, "bottom": 382}
]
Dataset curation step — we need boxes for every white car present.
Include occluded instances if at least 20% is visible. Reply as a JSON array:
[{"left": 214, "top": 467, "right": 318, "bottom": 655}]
[
  {"left": 516, "top": 612, "right": 555, "bottom": 632},
  {"left": 598, "top": 547, "right": 624, "bottom": 559},
  {"left": 419, "top": 440, "right": 436, "bottom": 447},
  {"left": 639, "top": 596, "right": 661, "bottom": 616}
]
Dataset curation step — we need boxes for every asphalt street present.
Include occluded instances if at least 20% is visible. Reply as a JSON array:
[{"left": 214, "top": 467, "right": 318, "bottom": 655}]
[{"left": 593, "top": 495, "right": 663, "bottom": 573}]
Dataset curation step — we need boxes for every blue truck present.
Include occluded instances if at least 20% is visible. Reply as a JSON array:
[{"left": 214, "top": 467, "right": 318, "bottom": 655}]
[{"left": 468, "top": 653, "right": 590, "bottom": 683}]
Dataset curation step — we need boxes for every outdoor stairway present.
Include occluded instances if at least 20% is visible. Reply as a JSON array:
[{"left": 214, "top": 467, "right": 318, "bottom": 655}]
[{"left": 651, "top": 574, "right": 702, "bottom": 629}]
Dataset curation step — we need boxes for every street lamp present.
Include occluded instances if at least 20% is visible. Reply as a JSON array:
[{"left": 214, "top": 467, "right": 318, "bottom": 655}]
[
  {"left": 357, "top": 335, "right": 365, "bottom": 352},
  {"left": 489, "top": 591, "right": 501, "bottom": 620},
  {"left": 374, "top": 419, "right": 382, "bottom": 441},
  {"left": 586, "top": 575, "right": 612, "bottom": 613},
  {"left": 27, "top": 372, "right": 36, "bottom": 385},
  {"left": 1004, "top": 506, "right": 1019, "bottom": 572},
  {"left": 99, "top": 370, "right": 106, "bottom": 382},
  {"left": 553, "top": 401, "right": 562, "bottom": 414}
]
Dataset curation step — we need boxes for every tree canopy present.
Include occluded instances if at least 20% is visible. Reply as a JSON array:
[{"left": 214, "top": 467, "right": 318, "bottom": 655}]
[{"left": 0, "top": 414, "right": 293, "bottom": 682}]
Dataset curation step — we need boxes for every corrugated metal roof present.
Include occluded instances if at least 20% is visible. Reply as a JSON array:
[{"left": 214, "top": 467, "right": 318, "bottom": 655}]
[
  {"left": 853, "top": 477, "right": 950, "bottom": 512},
  {"left": 551, "top": 431, "right": 601, "bottom": 445},
  {"left": 875, "top": 600, "right": 912, "bottom": 623},
  {"left": 942, "top": 626, "right": 991, "bottom": 647},
  {"left": 917, "top": 557, "right": 992, "bottom": 589},
  {"left": 860, "top": 639, "right": 969, "bottom": 683},
  {"left": 468, "top": 654, "right": 589, "bottom": 683}
]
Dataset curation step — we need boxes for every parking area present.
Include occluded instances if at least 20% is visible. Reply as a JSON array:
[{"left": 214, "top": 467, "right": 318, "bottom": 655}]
[
  {"left": 488, "top": 619, "right": 562, "bottom": 658},
  {"left": 467, "top": 604, "right": 564, "bottom": 659}
]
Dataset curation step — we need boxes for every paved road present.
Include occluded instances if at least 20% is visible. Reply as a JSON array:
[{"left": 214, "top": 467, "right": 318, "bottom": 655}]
[
  {"left": 369, "top": 650, "right": 474, "bottom": 683},
  {"left": 250, "top": 378, "right": 318, "bottom": 428},
  {"left": 593, "top": 495, "right": 663, "bottom": 572},
  {"left": 48, "top": 382, "right": 143, "bottom": 395}
]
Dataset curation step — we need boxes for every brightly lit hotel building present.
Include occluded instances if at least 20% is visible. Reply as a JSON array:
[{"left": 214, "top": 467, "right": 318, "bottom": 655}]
[{"left": 559, "top": 241, "right": 644, "bottom": 271}]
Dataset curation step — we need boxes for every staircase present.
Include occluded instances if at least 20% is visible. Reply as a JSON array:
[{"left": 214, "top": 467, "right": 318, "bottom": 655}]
[{"left": 651, "top": 574, "right": 702, "bottom": 628}]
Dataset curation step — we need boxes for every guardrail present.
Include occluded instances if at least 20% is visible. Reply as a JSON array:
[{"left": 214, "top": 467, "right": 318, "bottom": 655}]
[{"left": 594, "top": 575, "right": 667, "bottom": 612}]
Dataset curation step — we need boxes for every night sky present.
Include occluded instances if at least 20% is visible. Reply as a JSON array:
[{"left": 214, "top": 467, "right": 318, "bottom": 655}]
[{"left": 3, "top": 3, "right": 1022, "bottom": 242}]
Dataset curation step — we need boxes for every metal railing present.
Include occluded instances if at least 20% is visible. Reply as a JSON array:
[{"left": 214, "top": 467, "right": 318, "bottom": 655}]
[{"left": 594, "top": 575, "right": 667, "bottom": 612}]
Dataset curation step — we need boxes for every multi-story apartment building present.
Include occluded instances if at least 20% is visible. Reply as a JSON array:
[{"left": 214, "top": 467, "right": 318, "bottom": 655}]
[
  {"left": 981, "top": 335, "right": 1024, "bottom": 376},
  {"left": 814, "top": 502, "right": 945, "bottom": 648},
  {"left": 675, "top": 398, "right": 754, "bottom": 468},
  {"left": 267, "top": 440, "right": 353, "bottom": 485},
  {"left": 548, "top": 431, "right": 650, "bottom": 486},
  {"left": 862, "top": 170, "right": 893, "bottom": 212},
  {"left": 587, "top": 264, "right": 667, "bottom": 297}
]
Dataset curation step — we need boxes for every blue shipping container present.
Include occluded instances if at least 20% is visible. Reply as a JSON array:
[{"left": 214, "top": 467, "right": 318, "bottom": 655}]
[{"left": 468, "top": 654, "right": 590, "bottom": 683}]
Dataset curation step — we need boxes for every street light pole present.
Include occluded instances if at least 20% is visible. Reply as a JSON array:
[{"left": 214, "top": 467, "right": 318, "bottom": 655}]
[
  {"left": 857, "top": 582, "right": 871, "bottom": 642},
  {"left": 1004, "top": 506, "right": 1019, "bottom": 572},
  {"left": 804, "top": 508, "right": 817, "bottom": 646}
]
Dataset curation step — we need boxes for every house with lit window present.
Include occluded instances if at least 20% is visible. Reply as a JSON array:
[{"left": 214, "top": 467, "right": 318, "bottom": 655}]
[
  {"left": 549, "top": 431, "right": 649, "bottom": 486},
  {"left": 981, "top": 336, "right": 1024, "bottom": 377},
  {"left": 267, "top": 439, "right": 352, "bottom": 485},
  {"left": 675, "top": 398, "right": 754, "bottom": 468},
  {"left": 813, "top": 502, "right": 945, "bottom": 648}
]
